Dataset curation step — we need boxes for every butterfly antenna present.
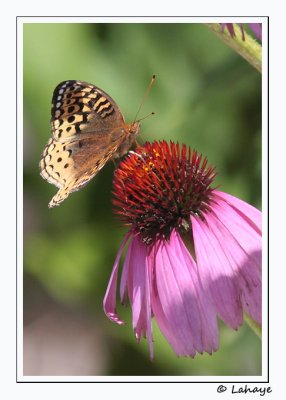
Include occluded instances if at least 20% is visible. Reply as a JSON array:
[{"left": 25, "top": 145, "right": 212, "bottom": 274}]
[
  {"left": 133, "top": 74, "right": 156, "bottom": 123},
  {"left": 137, "top": 111, "right": 155, "bottom": 122},
  {"left": 133, "top": 111, "right": 155, "bottom": 148}
]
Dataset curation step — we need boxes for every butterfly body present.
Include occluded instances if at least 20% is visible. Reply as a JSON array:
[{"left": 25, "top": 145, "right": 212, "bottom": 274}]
[{"left": 39, "top": 80, "right": 141, "bottom": 208}]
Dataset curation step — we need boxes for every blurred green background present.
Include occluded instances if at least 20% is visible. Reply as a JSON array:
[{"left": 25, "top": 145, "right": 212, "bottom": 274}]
[{"left": 23, "top": 23, "right": 261, "bottom": 376}]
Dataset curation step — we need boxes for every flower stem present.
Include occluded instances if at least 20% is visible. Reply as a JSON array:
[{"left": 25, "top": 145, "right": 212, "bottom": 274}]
[
  {"left": 206, "top": 23, "right": 262, "bottom": 73},
  {"left": 244, "top": 312, "right": 262, "bottom": 339}
]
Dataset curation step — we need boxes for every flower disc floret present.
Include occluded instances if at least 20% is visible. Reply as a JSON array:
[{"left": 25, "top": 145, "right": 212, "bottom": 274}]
[{"left": 113, "top": 141, "right": 217, "bottom": 244}]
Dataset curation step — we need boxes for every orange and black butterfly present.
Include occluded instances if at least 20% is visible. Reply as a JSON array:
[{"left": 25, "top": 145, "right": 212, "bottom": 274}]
[{"left": 39, "top": 79, "right": 153, "bottom": 207}]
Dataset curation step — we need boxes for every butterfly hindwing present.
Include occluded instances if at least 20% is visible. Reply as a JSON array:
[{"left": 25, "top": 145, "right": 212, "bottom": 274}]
[{"left": 45, "top": 139, "right": 120, "bottom": 208}]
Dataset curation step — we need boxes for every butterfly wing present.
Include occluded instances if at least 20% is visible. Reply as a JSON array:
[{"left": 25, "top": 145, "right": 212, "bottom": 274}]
[
  {"left": 50, "top": 80, "right": 125, "bottom": 141},
  {"left": 39, "top": 80, "right": 127, "bottom": 207}
]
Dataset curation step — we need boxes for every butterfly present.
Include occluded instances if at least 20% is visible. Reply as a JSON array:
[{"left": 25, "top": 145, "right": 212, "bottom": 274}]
[{"left": 39, "top": 80, "right": 144, "bottom": 208}]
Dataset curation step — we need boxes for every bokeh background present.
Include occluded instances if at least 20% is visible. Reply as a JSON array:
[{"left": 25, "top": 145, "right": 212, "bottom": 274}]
[{"left": 23, "top": 23, "right": 262, "bottom": 376}]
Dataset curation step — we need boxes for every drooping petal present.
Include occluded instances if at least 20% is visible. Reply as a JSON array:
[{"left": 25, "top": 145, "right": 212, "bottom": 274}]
[
  {"left": 120, "top": 238, "right": 133, "bottom": 304},
  {"left": 192, "top": 216, "right": 243, "bottom": 328},
  {"left": 176, "top": 233, "right": 218, "bottom": 353},
  {"left": 145, "top": 255, "right": 154, "bottom": 359},
  {"left": 214, "top": 190, "right": 262, "bottom": 233},
  {"left": 150, "top": 230, "right": 218, "bottom": 357},
  {"left": 167, "top": 232, "right": 218, "bottom": 353},
  {"left": 130, "top": 238, "right": 147, "bottom": 331},
  {"left": 150, "top": 241, "right": 195, "bottom": 357},
  {"left": 103, "top": 234, "right": 130, "bottom": 325},
  {"left": 211, "top": 194, "right": 262, "bottom": 273},
  {"left": 126, "top": 237, "right": 153, "bottom": 355},
  {"left": 151, "top": 281, "right": 187, "bottom": 355},
  {"left": 206, "top": 201, "right": 261, "bottom": 324},
  {"left": 132, "top": 304, "right": 147, "bottom": 342},
  {"left": 192, "top": 201, "right": 262, "bottom": 327}
]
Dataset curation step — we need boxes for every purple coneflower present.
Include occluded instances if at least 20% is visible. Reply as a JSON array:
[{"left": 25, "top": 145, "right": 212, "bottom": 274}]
[
  {"left": 103, "top": 141, "right": 262, "bottom": 358},
  {"left": 221, "top": 23, "right": 262, "bottom": 42}
]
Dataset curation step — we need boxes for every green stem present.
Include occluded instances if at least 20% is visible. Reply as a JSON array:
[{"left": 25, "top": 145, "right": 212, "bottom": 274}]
[
  {"left": 206, "top": 23, "right": 262, "bottom": 73},
  {"left": 244, "top": 312, "right": 262, "bottom": 339}
]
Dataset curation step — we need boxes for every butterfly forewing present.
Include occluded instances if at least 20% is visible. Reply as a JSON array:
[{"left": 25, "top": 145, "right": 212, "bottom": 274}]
[
  {"left": 51, "top": 80, "right": 125, "bottom": 140},
  {"left": 39, "top": 80, "right": 137, "bottom": 208}
]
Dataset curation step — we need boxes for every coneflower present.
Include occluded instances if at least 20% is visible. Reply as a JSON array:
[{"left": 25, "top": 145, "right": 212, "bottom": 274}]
[{"left": 104, "top": 141, "right": 262, "bottom": 358}]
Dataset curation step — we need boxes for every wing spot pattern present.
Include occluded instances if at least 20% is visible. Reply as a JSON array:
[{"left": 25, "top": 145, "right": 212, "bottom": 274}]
[{"left": 41, "top": 79, "right": 132, "bottom": 207}]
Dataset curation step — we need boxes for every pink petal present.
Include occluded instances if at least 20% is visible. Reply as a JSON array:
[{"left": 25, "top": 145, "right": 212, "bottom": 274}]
[
  {"left": 130, "top": 238, "right": 147, "bottom": 330},
  {"left": 120, "top": 239, "right": 133, "bottom": 304},
  {"left": 214, "top": 190, "right": 262, "bottom": 233},
  {"left": 192, "top": 203, "right": 262, "bottom": 327},
  {"left": 150, "top": 230, "right": 218, "bottom": 357},
  {"left": 211, "top": 195, "right": 262, "bottom": 274},
  {"left": 192, "top": 216, "right": 243, "bottom": 328},
  {"left": 145, "top": 256, "right": 154, "bottom": 359},
  {"left": 151, "top": 282, "right": 186, "bottom": 355},
  {"left": 132, "top": 305, "right": 147, "bottom": 341},
  {"left": 127, "top": 237, "right": 154, "bottom": 357},
  {"left": 176, "top": 233, "right": 218, "bottom": 353},
  {"left": 248, "top": 23, "right": 262, "bottom": 41},
  {"left": 155, "top": 249, "right": 196, "bottom": 355},
  {"left": 103, "top": 234, "right": 130, "bottom": 325},
  {"left": 206, "top": 201, "right": 261, "bottom": 324}
]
